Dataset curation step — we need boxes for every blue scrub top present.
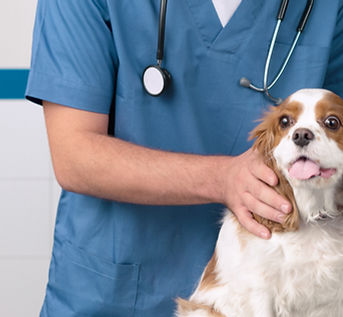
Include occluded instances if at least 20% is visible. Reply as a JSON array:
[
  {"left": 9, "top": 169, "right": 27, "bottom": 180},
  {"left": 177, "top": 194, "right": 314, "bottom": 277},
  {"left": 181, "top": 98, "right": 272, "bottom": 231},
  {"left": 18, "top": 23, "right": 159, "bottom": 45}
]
[{"left": 26, "top": 0, "right": 343, "bottom": 316}]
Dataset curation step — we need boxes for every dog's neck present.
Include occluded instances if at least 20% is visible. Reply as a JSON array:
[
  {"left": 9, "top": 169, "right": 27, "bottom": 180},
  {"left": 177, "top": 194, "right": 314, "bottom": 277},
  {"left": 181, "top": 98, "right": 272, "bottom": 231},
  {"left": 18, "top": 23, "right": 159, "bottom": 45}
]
[{"left": 292, "top": 183, "right": 342, "bottom": 223}]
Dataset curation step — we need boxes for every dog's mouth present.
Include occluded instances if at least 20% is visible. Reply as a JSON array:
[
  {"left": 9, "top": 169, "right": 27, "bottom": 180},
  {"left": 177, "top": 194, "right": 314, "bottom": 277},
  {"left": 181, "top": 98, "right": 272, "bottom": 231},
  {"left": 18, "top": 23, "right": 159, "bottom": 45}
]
[{"left": 288, "top": 156, "right": 336, "bottom": 180}]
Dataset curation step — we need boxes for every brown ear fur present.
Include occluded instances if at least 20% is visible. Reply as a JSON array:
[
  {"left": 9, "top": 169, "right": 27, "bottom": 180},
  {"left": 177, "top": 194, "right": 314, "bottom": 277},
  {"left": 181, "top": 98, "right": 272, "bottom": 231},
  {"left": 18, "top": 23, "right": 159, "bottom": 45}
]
[{"left": 249, "top": 107, "right": 299, "bottom": 232}]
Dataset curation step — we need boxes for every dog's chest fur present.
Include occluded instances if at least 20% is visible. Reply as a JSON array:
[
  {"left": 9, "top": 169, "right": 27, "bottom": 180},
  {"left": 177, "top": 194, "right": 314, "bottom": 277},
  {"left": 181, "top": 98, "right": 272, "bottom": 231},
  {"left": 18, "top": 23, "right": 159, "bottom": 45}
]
[
  {"left": 190, "top": 199, "right": 343, "bottom": 317},
  {"left": 179, "top": 177, "right": 343, "bottom": 317},
  {"left": 176, "top": 89, "right": 343, "bottom": 317}
]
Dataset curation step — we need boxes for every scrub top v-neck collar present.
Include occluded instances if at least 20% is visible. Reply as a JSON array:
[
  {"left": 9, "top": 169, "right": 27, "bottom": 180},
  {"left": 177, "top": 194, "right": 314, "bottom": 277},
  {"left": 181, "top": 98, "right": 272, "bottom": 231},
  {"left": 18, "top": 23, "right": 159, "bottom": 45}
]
[{"left": 185, "top": 0, "right": 264, "bottom": 53}]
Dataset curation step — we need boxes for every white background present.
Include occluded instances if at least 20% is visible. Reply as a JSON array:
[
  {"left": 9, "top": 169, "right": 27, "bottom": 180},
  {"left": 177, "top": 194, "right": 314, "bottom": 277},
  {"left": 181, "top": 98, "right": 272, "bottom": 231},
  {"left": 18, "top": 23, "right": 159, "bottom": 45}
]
[{"left": 0, "top": 0, "right": 61, "bottom": 316}]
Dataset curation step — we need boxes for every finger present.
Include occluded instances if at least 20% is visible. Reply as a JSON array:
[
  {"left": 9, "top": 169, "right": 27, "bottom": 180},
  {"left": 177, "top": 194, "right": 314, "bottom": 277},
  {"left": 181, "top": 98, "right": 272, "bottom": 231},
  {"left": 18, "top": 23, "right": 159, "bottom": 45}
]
[
  {"left": 236, "top": 207, "right": 271, "bottom": 239},
  {"left": 246, "top": 176, "right": 291, "bottom": 214},
  {"left": 242, "top": 191, "right": 285, "bottom": 223},
  {"left": 249, "top": 154, "right": 278, "bottom": 187}
]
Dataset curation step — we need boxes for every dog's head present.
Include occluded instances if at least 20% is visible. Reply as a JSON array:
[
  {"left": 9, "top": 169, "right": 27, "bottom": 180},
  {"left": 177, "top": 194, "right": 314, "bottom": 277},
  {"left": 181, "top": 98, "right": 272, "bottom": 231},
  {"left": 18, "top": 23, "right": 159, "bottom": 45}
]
[{"left": 251, "top": 89, "right": 343, "bottom": 231}]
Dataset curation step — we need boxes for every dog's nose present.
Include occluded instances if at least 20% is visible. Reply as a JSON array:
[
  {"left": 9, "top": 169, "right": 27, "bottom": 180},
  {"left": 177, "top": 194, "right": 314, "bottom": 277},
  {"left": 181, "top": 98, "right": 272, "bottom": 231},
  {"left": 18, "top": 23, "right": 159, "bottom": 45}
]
[{"left": 292, "top": 128, "right": 315, "bottom": 147}]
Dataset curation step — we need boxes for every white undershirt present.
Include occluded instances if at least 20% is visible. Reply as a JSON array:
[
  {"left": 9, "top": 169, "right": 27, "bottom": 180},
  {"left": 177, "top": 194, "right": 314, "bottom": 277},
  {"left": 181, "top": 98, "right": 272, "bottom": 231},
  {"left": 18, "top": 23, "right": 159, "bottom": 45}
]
[{"left": 212, "top": 0, "right": 242, "bottom": 27}]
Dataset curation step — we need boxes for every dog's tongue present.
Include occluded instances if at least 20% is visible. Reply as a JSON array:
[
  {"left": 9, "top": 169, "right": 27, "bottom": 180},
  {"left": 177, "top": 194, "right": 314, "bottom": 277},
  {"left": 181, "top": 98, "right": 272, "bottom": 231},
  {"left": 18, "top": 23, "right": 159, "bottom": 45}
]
[
  {"left": 289, "top": 159, "right": 320, "bottom": 180},
  {"left": 289, "top": 159, "right": 336, "bottom": 180}
]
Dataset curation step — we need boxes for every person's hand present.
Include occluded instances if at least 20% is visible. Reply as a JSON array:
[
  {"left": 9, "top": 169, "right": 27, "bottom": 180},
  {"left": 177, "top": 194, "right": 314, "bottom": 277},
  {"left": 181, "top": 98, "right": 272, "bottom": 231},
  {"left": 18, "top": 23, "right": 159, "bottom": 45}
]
[{"left": 222, "top": 148, "right": 292, "bottom": 239}]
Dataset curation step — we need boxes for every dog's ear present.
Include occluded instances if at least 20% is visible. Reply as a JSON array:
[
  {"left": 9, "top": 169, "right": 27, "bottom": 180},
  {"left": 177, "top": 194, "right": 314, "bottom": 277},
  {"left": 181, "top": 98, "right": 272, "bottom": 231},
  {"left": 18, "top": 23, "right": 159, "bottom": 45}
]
[
  {"left": 254, "top": 160, "right": 300, "bottom": 233},
  {"left": 249, "top": 107, "right": 299, "bottom": 232},
  {"left": 249, "top": 106, "right": 277, "bottom": 157}
]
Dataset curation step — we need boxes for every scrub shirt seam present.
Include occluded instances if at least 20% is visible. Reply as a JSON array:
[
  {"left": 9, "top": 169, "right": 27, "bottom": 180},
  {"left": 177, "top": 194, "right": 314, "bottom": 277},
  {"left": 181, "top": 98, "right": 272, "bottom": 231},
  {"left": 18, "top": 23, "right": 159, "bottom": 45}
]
[
  {"left": 182, "top": 0, "right": 216, "bottom": 49},
  {"left": 132, "top": 264, "right": 141, "bottom": 316},
  {"left": 68, "top": 260, "right": 120, "bottom": 281},
  {"left": 30, "top": 69, "right": 113, "bottom": 100},
  {"left": 228, "top": 116, "right": 245, "bottom": 154}
]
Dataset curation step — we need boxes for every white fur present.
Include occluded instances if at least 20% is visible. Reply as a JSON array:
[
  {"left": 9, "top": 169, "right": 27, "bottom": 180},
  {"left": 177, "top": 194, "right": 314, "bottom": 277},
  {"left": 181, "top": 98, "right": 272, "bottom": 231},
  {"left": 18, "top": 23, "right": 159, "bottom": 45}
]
[
  {"left": 274, "top": 89, "right": 343, "bottom": 220},
  {"left": 177, "top": 89, "right": 343, "bottom": 317},
  {"left": 187, "top": 214, "right": 343, "bottom": 317}
]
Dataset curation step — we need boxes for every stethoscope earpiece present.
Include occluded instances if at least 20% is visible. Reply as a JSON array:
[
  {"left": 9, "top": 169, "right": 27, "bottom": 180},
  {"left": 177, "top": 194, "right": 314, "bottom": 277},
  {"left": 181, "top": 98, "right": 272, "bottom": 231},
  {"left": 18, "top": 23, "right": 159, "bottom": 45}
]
[
  {"left": 142, "top": 65, "right": 171, "bottom": 96},
  {"left": 239, "top": 77, "right": 253, "bottom": 89}
]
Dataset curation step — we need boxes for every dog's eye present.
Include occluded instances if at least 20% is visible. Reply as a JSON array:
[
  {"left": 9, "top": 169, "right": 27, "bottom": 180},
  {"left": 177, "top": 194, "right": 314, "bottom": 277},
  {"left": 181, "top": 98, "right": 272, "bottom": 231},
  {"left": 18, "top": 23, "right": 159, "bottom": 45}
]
[
  {"left": 324, "top": 116, "right": 341, "bottom": 130},
  {"left": 279, "top": 115, "right": 292, "bottom": 129}
]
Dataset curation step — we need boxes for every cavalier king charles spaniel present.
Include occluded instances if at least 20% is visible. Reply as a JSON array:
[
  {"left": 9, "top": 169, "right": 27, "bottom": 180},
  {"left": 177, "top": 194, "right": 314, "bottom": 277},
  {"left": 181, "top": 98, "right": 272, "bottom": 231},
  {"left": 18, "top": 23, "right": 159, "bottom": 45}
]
[{"left": 177, "top": 89, "right": 343, "bottom": 317}]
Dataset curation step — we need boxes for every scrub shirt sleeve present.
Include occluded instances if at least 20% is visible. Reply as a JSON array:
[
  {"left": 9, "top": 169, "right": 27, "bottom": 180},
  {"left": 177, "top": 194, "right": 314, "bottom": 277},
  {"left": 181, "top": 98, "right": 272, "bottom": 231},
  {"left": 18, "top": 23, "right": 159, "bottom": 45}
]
[
  {"left": 323, "top": 3, "right": 343, "bottom": 98},
  {"left": 25, "top": 0, "right": 117, "bottom": 114}
]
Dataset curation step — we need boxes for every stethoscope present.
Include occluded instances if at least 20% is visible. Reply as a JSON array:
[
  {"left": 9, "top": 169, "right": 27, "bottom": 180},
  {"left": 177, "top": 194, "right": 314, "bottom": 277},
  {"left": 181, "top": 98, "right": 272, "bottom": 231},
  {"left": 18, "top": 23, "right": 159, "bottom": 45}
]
[
  {"left": 240, "top": 0, "right": 314, "bottom": 104},
  {"left": 142, "top": 0, "right": 314, "bottom": 104},
  {"left": 142, "top": 0, "right": 171, "bottom": 96}
]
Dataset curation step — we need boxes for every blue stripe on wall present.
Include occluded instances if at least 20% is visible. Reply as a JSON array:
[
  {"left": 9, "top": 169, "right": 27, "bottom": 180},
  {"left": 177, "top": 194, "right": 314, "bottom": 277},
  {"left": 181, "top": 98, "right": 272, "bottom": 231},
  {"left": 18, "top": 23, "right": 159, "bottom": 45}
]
[{"left": 0, "top": 69, "right": 29, "bottom": 99}]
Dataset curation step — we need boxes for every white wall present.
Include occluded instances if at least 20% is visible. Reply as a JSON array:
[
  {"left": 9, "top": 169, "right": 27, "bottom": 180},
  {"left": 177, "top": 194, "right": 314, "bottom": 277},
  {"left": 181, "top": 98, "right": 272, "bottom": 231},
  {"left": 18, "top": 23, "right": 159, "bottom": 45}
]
[
  {"left": 0, "top": 1, "right": 60, "bottom": 316},
  {"left": 0, "top": 0, "right": 38, "bottom": 68}
]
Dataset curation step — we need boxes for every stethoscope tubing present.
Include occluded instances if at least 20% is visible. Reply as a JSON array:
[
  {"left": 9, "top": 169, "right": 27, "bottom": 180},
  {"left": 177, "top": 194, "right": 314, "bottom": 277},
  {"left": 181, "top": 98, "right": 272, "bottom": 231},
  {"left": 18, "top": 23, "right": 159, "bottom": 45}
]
[
  {"left": 142, "top": 0, "right": 171, "bottom": 96},
  {"left": 241, "top": 0, "right": 314, "bottom": 104},
  {"left": 143, "top": 0, "right": 314, "bottom": 102},
  {"left": 267, "top": 31, "right": 301, "bottom": 91},
  {"left": 157, "top": 0, "right": 168, "bottom": 64}
]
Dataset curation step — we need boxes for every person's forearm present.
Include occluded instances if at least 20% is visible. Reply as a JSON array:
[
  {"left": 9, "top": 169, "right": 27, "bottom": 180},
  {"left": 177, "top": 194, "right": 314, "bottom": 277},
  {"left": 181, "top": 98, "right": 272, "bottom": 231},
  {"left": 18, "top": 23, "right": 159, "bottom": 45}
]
[
  {"left": 55, "top": 131, "right": 230, "bottom": 205},
  {"left": 44, "top": 101, "right": 292, "bottom": 239}
]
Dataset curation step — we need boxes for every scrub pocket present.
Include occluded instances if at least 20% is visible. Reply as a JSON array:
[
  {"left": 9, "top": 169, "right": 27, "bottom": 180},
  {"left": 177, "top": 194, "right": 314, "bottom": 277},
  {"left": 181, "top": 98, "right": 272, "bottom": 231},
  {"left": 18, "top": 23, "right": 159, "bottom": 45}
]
[{"left": 43, "top": 241, "right": 140, "bottom": 317}]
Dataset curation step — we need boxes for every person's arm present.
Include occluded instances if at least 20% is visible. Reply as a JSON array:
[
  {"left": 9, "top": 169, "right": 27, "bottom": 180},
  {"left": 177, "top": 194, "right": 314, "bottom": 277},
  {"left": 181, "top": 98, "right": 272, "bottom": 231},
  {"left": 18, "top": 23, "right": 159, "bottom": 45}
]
[{"left": 43, "top": 101, "right": 291, "bottom": 239}]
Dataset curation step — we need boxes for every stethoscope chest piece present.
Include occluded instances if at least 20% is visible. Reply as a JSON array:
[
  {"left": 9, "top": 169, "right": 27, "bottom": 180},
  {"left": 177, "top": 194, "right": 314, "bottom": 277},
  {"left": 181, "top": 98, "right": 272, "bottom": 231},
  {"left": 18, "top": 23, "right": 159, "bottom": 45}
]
[
  {"left": 142, "top": 0, "right": 171, "bottom": 97},
  {"left": 143, "top": 65, "right": 171, "bottom": 96}
]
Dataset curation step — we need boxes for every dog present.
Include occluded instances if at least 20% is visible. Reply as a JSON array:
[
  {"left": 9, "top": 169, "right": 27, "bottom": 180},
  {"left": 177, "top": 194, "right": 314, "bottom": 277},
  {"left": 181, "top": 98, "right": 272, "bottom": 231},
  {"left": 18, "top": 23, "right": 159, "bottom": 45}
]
[{"left": 176, "top": 89, "right": 343, "bottom": 317}]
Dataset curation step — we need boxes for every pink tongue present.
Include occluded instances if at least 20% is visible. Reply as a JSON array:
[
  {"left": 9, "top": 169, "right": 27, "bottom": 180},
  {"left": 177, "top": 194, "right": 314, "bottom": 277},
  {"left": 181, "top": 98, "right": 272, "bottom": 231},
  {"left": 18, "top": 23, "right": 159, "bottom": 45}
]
[
  {"left": 289, "top": 159, "right": 320, "bottom": 180},
  {"left": 289, "top": 159, "right": 336, "bottom": 180}
]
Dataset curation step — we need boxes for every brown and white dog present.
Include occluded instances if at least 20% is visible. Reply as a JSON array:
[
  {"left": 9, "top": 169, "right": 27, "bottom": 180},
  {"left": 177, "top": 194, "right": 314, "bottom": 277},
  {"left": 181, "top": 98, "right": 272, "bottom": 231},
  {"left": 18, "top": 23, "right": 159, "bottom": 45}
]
[{"left": 177, "top": 89, "right": 343, "bottom": 317}]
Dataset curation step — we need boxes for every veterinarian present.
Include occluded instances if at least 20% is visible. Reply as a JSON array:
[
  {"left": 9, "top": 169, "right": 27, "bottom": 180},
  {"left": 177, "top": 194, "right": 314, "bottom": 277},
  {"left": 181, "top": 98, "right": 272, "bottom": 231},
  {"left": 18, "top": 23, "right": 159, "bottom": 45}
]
[{"left": 26, "top": 0, "right": 343, "bottom": 316}]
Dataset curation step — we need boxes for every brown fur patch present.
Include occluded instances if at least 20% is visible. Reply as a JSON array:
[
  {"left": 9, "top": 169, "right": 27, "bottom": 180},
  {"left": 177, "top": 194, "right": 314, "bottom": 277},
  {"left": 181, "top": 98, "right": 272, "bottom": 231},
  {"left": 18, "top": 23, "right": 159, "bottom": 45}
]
[
  {"left": 249, "top": 98, "right": 302, "bottom": 232},
  {"left": 198, "top": 251, "right": 219, "bottom": 291},
  {"left": 232, "top": 215, "right": 250, "bottom": 249},
  {"left": 251, "top": 162, "right": 299, "bottom": 232},
  {"left": 315, "top": 91, "right": 343, "bottom": 151},
  {"left": 176, "top": 298, "right": 225, "bottom": 317}
]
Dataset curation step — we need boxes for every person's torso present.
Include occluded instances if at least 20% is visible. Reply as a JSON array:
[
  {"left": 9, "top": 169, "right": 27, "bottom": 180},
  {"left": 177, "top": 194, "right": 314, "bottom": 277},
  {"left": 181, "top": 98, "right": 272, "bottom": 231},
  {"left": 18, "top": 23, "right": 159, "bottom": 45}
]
[{"left": 45, "top": 1, "right": 341, "bottom": 316}]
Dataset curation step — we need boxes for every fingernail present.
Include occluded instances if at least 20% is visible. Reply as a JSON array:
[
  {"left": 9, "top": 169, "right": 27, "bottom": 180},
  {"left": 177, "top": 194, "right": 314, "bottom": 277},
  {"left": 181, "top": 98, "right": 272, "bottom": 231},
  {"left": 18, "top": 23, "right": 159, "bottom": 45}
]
[
  {"left": 260, "top": 231, "right": 270, "bottom": 239},
  {"left": 281, "top": 204, "right": 291, "bottom": 214}
]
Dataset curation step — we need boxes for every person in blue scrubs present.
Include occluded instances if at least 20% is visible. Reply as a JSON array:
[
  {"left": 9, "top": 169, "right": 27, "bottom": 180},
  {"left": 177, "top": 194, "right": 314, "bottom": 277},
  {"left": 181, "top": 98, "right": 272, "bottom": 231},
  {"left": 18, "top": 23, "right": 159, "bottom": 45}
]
[{"left": 26, "top": 0, "right": 343, "bottom": 316}]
